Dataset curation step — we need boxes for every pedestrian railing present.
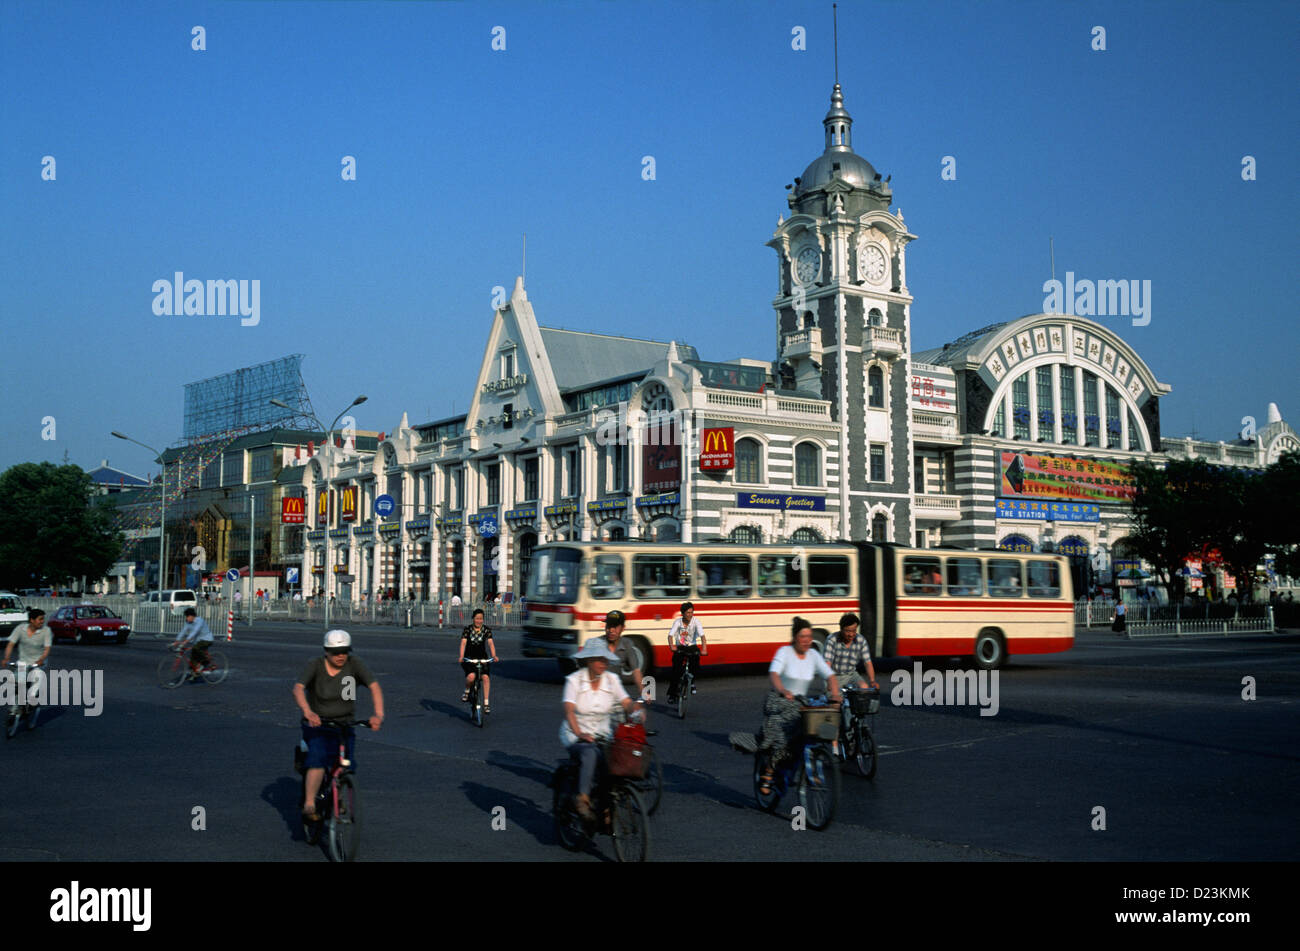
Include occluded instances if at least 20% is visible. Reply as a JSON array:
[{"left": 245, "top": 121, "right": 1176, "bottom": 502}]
[
  {"left": 1125, "top": 605, "right": 1275, "bottom": 639},
  {"left": 1075, "top": 599, "right": 1118, "bottom": 627}
]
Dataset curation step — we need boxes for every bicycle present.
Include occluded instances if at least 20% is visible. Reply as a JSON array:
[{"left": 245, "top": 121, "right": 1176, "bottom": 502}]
[
  {"left": 157, "top": 643, "right": 228, "bottom": 688},
  {"left": 461, "top": 657, "right": 496, "bottom": 727},
  {"left": 839, "top": 685, "right": 880, "bottom": 779},
  {"left": 5, "top": 661, "right": 42, "bottom": 739},
  {"left": 298, "top": 718, "right": 372, "bottom": 862},
  {"left": 552, "top": 741, "right": 650, "bottom": 862},
  {"left": 751, "top": 695, "right": 841, "bottom": 830},
  {"left": 668, "top": 646, "right": 701, "bottom": 720}
]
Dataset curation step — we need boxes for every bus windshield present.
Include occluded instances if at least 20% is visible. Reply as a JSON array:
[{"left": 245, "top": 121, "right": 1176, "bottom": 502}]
[{"left": 527, "top": 547, "right": 582, "bottom": 604}]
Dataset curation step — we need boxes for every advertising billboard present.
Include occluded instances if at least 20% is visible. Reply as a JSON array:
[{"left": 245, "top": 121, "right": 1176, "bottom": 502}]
[
  {"left": 699, "top": 427, "right": 735, "bottom": 471},
  {"left": 281, "top": 496, "right": 306, "bottom": 524},
  {"left": 1000, "top": 451, "right": 1135, "bottom": 503}
]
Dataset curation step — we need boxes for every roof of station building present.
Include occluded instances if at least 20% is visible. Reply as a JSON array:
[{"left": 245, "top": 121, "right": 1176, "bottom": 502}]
[{"left": 538, "top": 327, "right": 698, "bottom": 392}]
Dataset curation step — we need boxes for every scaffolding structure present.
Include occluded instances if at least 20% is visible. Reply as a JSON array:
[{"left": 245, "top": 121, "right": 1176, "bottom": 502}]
[{"left": 183, "top": 354, "right": 317, "bottom": 442}]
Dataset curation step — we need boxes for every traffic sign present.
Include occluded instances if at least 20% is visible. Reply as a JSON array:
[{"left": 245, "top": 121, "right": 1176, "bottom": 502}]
[
  {"left": 286, "top": 567, "right": 299, "bottom": 585},
  {"left": 225, "top": 569, "right": 240, "bottom": 582},
  {"left": 375, "top": 494, "right": 396, "bottom": 518},
  {"left": 479, "top": 516, "right": 499, "bottom": 538}
]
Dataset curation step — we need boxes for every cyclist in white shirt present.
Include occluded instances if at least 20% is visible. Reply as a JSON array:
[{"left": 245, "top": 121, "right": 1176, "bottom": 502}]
[
  {"left": 171, "top": 608, "right": 216, "bottom": 681},
  {"left": 758, "top": 617, "right": 841, "bottom": 795},
  {"left": 666, "top": 601, "right": 707, "bottom": 703},
  {"left": 561, "top": 639, "right": 644, "bottom": 819}
]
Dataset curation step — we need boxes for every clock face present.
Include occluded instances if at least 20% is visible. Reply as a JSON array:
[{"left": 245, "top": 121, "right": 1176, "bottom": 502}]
[
  {"left": 861, "top": 244, "right": 887, "bottom": 284},
  {"left": 795, "top": 247, "right": 820, "bottom": 284}
]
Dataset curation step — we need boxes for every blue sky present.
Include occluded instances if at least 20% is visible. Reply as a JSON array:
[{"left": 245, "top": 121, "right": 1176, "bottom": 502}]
[{"left": 2, "top": 0, "right": 1296, "bottom": 478}]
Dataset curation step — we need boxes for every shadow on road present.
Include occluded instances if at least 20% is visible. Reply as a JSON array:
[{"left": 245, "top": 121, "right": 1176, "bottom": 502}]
[
  {"left": 459, "top": 779, "right": 556, "bottom": 848},
  {"left": 262, "top": 775, "right": 309, "bottom": 843},
  {"left": 419, "top": 697, "right": 469, "bottom": 724}
]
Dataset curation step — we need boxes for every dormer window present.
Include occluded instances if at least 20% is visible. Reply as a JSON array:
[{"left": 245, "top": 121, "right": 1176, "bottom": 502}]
[{"left": 503, "top": 351, "right": 515, "bottom": 379}]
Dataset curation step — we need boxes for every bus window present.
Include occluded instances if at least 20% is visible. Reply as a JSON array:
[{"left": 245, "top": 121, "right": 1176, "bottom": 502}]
[
  {"left": 945, "top": 557, "right": 983, "bottom": 596},
  {"left": 758, "top": 555, "right": 802, "bottom": 597},
  {"left": 902, "top": 556, "right": 942, "bottom": 595},
  {"left": 697, "top": 555, "right": 751, "bottom": 598},
  {"left": 988, "top": 560, "right": 1024, "bottom": 597},
  {"left": 632, "top": 554, "right": 692, "bottom": 599},
  {"left": 808, "top": 556, "right": 850, "bottom": 596},
  {"left": 527, "top": 547, "right": 582, "bottom": 603},
  {"left": 590, "top": 554, "right": 625, "bottom": 600},
  {"left": 1027, "top": 560, "right": 1061, "bottom": 598}
]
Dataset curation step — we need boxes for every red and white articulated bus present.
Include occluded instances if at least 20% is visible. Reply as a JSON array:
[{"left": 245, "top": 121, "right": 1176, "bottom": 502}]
[{"left": 521, "top": 541, "right": 1074, "bottom": 675}]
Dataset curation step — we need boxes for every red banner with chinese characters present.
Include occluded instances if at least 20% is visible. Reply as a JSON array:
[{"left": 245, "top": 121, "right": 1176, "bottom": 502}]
[
  {"left": 282, "top": 496, "right": 305, "bottom": 524},
  {"left": 999, "top": 451, "right": 1136, "bottom": 503},
  {"left": 699, "top": 427, "right": 735, "bottom": 471}
]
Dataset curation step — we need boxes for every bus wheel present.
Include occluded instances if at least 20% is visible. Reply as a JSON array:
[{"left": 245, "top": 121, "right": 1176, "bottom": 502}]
[
  {"left": 628, "top": 636, "right": 655, "bottom": 681},
  {"left": 972, "top": 630, "right": 1005, "bottom": 671}
]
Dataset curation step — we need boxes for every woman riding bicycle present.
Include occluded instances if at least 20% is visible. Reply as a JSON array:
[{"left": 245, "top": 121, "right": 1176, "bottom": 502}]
[
  {"left": 758, "top": 617, "right": 841, "bottom": 795},
  {"left": 458, "top": 609, "right": 499, "bottom": 713},
  {"left": 292, "top": 629, "right": 385, "bottom": 823},
  {"left": 561, "top": 639, "right": 644, "bottom": 820}
]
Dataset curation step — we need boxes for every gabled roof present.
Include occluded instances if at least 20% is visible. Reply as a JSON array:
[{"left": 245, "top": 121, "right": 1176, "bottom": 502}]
[
  {"left": 88, "top": 464, "right": 149, "bottom": 487},
  {"left": 538, "top": 328, "right": 698, "bottom": 391},
  {"left": 913, "top": 322, "right": 1010, "bottom": 368}
]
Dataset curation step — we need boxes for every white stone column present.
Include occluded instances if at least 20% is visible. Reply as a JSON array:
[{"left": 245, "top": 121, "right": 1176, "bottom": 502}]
[{"left": 1051, "top": 363, "right": 1063, "bottom": 444}]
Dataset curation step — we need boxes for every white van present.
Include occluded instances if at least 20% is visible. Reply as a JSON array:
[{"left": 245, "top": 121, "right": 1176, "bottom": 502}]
[
  {"left": 143, "top": 589, "right": 199, "bottom": 615},
  {"left": 0, "top": 592, "right": 28, "bottom": 636}
]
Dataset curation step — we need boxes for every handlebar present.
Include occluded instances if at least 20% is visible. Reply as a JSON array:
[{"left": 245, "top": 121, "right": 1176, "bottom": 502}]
[
  {"left": 313, "top": 718, "right": 373, "bottom": 731},
  {"left": 459, "top": 657, "right": 497, "bottom": 665}
]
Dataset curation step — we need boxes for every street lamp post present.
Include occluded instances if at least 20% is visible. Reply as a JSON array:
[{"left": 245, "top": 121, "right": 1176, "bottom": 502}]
[
  {"left": 111, "top": 431, "right": 166, "bottom": 597},
  {"left": 271, "top": 395, "right": 366, "bottom": 630}
]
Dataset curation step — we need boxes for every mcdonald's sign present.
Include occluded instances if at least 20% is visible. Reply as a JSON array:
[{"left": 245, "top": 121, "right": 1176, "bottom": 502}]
[
  {"left": 699, "top": 427, "right": 735, "bottom": 471},
  {"left": 340, "top": 487, "right": 358, "bottom": 522},
  {"left": 281, "top": 496, "right": 306, "bottom": 524},
  {"left": 316, "top": 489, "right": 330, "bottom": 526}
]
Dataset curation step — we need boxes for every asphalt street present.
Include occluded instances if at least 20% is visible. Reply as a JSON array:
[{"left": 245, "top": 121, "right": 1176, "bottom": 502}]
[{"left": 2, "top": 621, "right": 1297, "bottom": 862}]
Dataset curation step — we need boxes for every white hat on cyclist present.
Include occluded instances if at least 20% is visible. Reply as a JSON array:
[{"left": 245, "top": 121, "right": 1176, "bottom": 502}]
[
  {"left": 323, "top": 629, "right": 352, "bottom": 651},
  {"left": 574, "top": 639, "right": 618, "bottom": 664}
]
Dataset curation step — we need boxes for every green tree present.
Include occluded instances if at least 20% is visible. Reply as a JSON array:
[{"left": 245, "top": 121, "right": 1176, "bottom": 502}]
[
  {"left": 1262, "top": 449, "right": 1300, "bottom": 579},
  {"left": 0, "top": 463, "right": 124, "bottom": 591},
  {"left": 1126, "top": 458, "right": 1221, "bottom": 602}
]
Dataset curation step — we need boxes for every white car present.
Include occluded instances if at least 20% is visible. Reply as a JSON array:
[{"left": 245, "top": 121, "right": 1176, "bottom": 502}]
[
  {"left": 142, "top": 589, "right": 198, "bottom": 615},
  {"left": 0, "top": 592, "right": 28, "bottom": 637}
]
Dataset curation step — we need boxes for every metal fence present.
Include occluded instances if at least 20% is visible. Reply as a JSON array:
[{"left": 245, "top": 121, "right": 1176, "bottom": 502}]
[
  {"left": 1075, "top": 598, "right": 1118, "bottom": 627},
  {"left": 22, "top": 595, "right": 524, "bottom": 633},
  {"left": 1123, "top": 604, "right": 1275, "bottom": 639}
]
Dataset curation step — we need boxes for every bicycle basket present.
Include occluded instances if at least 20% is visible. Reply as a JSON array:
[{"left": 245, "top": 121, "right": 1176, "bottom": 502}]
[
  {"left": 608, "top": 725, "right": 649, "bottom": 779},
  {"left": 848, "top": 690, "right": 881, "bottom": 716},
  {"left": 800, "top": 706, "right": 841, "bottom": 740}
]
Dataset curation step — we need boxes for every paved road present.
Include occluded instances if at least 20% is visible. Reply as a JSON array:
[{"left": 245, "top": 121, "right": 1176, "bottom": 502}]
[{"left": 2, "top": 624, "right": 1297, "bottom": 861}]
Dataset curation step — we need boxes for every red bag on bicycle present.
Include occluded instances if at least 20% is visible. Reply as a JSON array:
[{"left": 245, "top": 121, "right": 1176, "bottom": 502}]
[{"left": 608, "top": 722, "right": 648, "bottom": 779}]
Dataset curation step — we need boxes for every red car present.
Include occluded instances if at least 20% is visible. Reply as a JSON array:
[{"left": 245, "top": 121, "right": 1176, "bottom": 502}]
[{"left": 49, "top": 605, "right": 132, "bottom": 645}]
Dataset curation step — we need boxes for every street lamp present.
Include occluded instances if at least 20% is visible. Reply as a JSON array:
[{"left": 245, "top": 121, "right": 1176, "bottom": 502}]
[
  {"left": 112, "top": 431, "right": 166, "bottom": 597},
  {"left": 272, "top": 395, "right": 367, "bottom": 629}
]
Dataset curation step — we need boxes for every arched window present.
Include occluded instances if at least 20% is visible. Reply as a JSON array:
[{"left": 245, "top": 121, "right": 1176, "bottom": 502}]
[
  {"left": 868, "top": 308, "right": 884, "bottom": 327},
  {"left": 868, "top": 365, "right": 884, "bottom": 408},
  {"left": 728, "top": 526, "right": 762, "bottom": 544},
  {"left": 792, "top": 527, "right": 822, "bottom": 543},
  {"left": 871, "top": 513, "right": 889, "bottom": 542},
  {"left": 735, "top": 438, "right": 762, "bottom": 484},
  {"left": 794, "top": 442, "right": 820, "bottom": 486}
]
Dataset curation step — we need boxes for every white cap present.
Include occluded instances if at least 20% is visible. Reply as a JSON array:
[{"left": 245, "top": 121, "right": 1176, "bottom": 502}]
[{"left": 323, "top": 629, "right": 352, "bottom": 650}]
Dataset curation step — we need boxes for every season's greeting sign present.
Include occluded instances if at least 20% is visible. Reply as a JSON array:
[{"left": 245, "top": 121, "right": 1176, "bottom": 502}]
[{"left": 1000, "top": 451, "right": 1135, "bottom": 503}]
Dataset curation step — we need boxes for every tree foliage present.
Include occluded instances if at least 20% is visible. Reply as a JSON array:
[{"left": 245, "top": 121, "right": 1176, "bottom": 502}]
[
  {"left": 0, "top": 463, "right": 124, "bottom": 590},
  {"left": 1127, "top": 451, "right": 1300, "bottom": 601}
]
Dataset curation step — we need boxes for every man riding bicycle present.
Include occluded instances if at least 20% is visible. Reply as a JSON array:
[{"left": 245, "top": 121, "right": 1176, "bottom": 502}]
[
  {"left": 4, "top": 608, "right": 51, "bottom": 715},
  {"left": 666, "top": 601, "right": 706, "bottom": 704},
  {"left": 293, "top": 630, "right": 385, "bottom": 823},
  {"left": 822, "top": 612, "right": 878, "bottom": 753},
  {"left": 170, "top": 607, "right": 216, "bottom": 681}
]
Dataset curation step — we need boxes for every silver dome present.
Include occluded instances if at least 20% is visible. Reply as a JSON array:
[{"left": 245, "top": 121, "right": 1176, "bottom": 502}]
[{"left": 796, "top": 150, "right": 879, "bottom": 195}]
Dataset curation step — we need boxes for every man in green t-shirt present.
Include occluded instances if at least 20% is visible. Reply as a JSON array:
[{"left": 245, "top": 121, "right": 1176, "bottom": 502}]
[{"left": 292, "top": 629, "right": 384, "bottom": 821}]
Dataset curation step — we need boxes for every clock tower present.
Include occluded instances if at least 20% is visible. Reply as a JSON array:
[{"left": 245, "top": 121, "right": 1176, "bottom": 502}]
[{"left": 768, "top": 81, "right": 918, "bottom": 542}]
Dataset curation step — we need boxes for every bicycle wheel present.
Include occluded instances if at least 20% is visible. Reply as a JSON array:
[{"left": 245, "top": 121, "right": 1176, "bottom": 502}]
[
  {"left": 854, "top": 723, "right": 877, "bottom": 779},
  {"left": 200, "top": 651, "right": 228, "bottom": 685},
  {"left": 327, "top": 773, "right": 361, "bottom": 862},
  {"left": 157, "top": 653, "right": 187, "bottom": 688},
  {"left": 676, "top": 675, "right": 689, "bottom": 720},
  {"left": 5, "top": 710, "right": 20, "bottom": 740},
  {"left": 754, "top": 749, "right": 780, "bottom": 812},
  {"left": 552, "top": 767, "right": 584, "bottom": 851},
  {"left": 302, "top": 774, "right": 323, "bottom": 845},
  {"left": 633, "top": 746, "right": 664, "bottom": 815},
  {"left": 799, "top": 746, "right": 840, "bottom": 831},
  {"left": 23, "top": 705, "right": 39, "bottom": 731},
  {"left": 609, "top": 784, "right": 650, "bottom": 863}
]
